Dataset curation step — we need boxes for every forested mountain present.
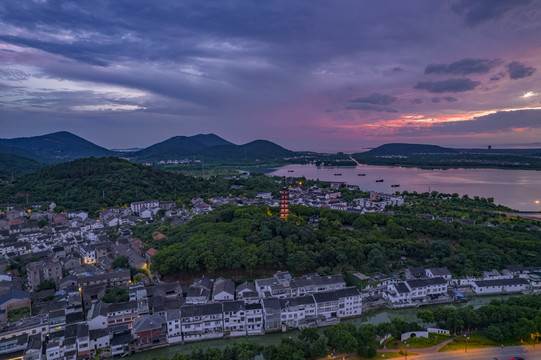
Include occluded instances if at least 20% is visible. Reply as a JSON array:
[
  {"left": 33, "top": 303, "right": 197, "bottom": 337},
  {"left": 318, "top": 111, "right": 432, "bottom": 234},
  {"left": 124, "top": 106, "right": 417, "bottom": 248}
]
[
  {"left": 0, "top": 157, "right": 281, "bottom": 214},
  {"left": 132, "top": 134, "right": 294, "bottom": 163},
  {"left": 0, "top": 131, "right": 112, "bottom": 163},
  {"left": 196, "top": 140, "right": 295, "bottom": 163},
  {"left": 0, "top": 153, "right": 45, "bottom": 179}
]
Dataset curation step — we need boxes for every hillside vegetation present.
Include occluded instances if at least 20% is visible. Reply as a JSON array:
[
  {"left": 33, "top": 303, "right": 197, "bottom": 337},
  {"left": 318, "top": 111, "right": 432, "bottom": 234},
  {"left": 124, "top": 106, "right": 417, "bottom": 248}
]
[
  {"left": 136, "top": 204, "right": 541, "bottom": 279},
  {"left": 0, "top": 157, "right": 284, "bottom": 214}
]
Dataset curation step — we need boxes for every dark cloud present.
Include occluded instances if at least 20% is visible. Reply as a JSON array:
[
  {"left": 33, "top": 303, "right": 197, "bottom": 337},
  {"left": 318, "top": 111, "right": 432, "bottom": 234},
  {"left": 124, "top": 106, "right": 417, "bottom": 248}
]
[
  {"left": 506, "top": 61, "right": 536, "bottom": 80},
  {"left": 0, "top": 68, "right": 32, "bottom": 81},
  {"left": 410, "top": 98, "right": 423, "bottom": 105},
  {"left": 425, "top": 58, "right": 501, "bottom": 75},
  {"left": 414, "top": 78, "right": 480, "bottom": 93},
  {"left": 490, "top": 72, "right": 505, "bottom": 81},
  {"left": 432, "top": 96, "right": 458, "bottom": 103},
  {"left": 451, "top": 0, "right": 531, "bottom": 27},
  {"left": 345, "top": 103, "right": 398, "bottom": 113},
  {"left": 392, "top": 67, "right": 403, "bottom": 72},
  {"left": 349, "top": 93, "right": 397, "bottom": 106}
]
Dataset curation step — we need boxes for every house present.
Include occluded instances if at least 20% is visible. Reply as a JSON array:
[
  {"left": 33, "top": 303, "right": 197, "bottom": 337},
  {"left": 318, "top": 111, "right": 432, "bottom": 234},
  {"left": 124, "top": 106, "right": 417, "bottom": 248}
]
[
  {"left": 236, "top": 282, "right": 259, "bottom": 304},
  {"left": 279, "top": 296, "right": 317, "bottom": 329},
  {"left": 165, "top": 310, "right": 182, "bottom": 344},
  {"left": 212, "top": 277, "right": 235, "bottom": 301},
  {"left": 111, "top": 329, "right": 131, "bottom": 356},
  {"left": 471, "top": 278, "right": 530, "bottom": 295},
  {"left": 312, "top": 291, "right": 339, "bottom": 322},
  {"left": 76, "top": 323, "right": 90, "bottom": 359},
  {"left": 222, "top": 301, "right": 246, "bottom": 337},
  {"left": 336, "top": 287, "right": 362, "bottom": 318},
  {"left": 89, "top": 328, "right": 111, "bottom": 353},
  {"left": 185, "top": 287, "right": 210, "bottom": 304},
  {"left": 426, "top": 267, "right": 452, "bottom": 281},
  {"left": 245, "top": 303, "right": 264, "bottom": 335},
  {"left": 130, "top": 200, "right": 159, "bottom": 214},
  {"left": 384, "top": 277, "right": 448, "bottom": 305},
  {"left": 180, "top": 303, "right": 224, "bottom": 342},
  {"left": 262, "top": 298, "right": 282, "bottom": 332},
  {"left": 27, "top": 259, "right": 63, "bottom": 291},
  {"left": 132, "top": 314, "right": 167, "bottom": 350}
]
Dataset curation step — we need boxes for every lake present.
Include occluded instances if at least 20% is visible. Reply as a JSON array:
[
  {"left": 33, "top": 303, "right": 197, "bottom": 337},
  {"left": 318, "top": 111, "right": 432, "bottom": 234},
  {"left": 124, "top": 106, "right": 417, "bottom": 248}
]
[{"left": 270, "top": 164, "right": 541, "bottom": 211}]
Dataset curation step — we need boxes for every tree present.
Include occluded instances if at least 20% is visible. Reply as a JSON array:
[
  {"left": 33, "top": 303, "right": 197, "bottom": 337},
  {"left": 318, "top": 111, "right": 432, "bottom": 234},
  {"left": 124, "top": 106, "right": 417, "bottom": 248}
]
[
  {"left": 37, "top": 280, "right": 56, "bottom": 292},
  {"left": 112, "top": 256, "right": 129, "bottom": 269},
  {"left": 417, "top": 310, "right": 435, "bottom": 328},
  {"left": 485, "top": 324, "right": 505, "bottom": 342}
]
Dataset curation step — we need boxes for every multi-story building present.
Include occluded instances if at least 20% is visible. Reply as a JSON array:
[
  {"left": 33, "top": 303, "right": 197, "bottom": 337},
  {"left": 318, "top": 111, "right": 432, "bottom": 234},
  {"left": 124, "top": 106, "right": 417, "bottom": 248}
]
[
  {"left": 245, "top": 303, "right": 264, "bottom": 335},
  {"left": 132, "top": 314, "right": 167, "bottom": 350},
  {"left": 27, "top": 259, "right": 63, "bottom": 291},
  {"left": 222, "top": 301, "right": 246, "bottom": 337},
  {"left": 180, "top": 303, "right": 223, "bottom": 342}
]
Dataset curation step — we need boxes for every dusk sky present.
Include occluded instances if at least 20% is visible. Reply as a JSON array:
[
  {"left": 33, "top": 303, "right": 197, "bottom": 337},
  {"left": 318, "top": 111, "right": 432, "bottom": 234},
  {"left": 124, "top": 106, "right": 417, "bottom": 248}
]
[{"left": 1, "top": 1, "right": 541, "bottom": 152}]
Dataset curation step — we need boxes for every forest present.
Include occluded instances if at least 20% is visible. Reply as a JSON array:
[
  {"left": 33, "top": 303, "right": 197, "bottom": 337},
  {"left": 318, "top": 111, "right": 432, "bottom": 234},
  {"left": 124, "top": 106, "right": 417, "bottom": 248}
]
[{"left": 137, "top": 203, "right": 541, "bottom": 280}]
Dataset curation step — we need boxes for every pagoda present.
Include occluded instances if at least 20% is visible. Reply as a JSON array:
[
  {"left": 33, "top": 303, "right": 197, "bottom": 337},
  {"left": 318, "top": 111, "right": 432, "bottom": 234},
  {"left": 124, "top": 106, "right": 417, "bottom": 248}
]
[{"left": 279, "top": 187, "right": 290, "bottom": 219}]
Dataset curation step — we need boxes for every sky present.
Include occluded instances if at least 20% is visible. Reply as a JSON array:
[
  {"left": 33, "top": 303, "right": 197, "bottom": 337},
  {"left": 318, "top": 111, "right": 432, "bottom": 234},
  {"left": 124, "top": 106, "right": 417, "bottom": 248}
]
[{"left": 1, "top": 0, "right": 541, "bottom": 152}]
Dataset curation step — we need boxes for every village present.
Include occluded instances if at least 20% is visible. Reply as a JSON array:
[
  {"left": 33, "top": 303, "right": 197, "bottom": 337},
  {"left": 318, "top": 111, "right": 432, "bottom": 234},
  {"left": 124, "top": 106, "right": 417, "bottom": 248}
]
[{"left": 1, "top": 184, "right": 541, "bottom": 359}]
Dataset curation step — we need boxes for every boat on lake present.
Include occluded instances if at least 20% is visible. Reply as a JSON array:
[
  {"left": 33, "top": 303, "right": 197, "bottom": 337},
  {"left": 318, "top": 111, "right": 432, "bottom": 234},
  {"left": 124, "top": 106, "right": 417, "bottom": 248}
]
[
  {"left": 391, "top": 184, "right": 400, "bottom": 188},
  {"left": 358, "top": 173, "right": 366, "bottom": 176},
  {"left": 376, "top": 179, "right": 384, "bottom": 182},
  {"left": 287, "top": 170, "right": 294, "bottom": 172},
  {"left": 334, "top": 173, "right": 342, "bottom": 176}
]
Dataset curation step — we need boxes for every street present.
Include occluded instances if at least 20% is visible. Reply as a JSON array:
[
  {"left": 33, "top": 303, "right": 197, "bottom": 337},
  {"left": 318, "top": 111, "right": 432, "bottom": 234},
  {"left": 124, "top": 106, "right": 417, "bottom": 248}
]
[{"left": 405, "top": 345, "right": 541, "bottom": 360}]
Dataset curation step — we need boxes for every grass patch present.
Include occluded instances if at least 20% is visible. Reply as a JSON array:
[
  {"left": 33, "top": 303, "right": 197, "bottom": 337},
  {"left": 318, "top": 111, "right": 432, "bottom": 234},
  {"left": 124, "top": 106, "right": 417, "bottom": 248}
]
[
  {"left": 384, "top": 333, "right": 452, "bottom": 350},
  {"left": 438, "top": 333, "right": 498, "bottom": 352},
  {"left": 7, "top": 307, "right": 30, "bottom": 322}
]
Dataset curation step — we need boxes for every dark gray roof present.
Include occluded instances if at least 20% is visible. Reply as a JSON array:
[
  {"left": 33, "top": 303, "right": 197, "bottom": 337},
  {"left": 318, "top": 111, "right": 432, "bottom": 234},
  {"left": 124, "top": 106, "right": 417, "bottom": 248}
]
[
  {"left": 280, "top": 296, "right": 315, "bottom": 309},
  {"left": 0, "top": 290, "right": 29, "bottom": 305},
  {"left": 90, "top": 328, "right": 110, "bottom": 341},
  {"left": 236, "top": 281, "right": 256, "bottom": 293},
  {"left": 181, "top": 303, "right": 223, "bottom": 318},
  {"left": 213, "top": 277, "right": 235, "bottom": 296},
  {"left": 474, "top": 278, "right": 530, "bottom": 287},
  {"left": 407, "top": 266, "right": 426, "bottom": 278},
  {"left": 314, "top": 274, "right": 345, "bottom": 286},
  {"left": 186, "top": 286, "right": 210, "bottom": 298},
  {"left": 111, "top": 330, "right": 131, "bottom": 346},
  {"left": 262, "top": 298, "right": 281, "bottom": 310},
  {"left": 222, "top": 300, "right": 245, "bottom": 313},
  {"left": 312, "top": 291, "right": 339, "bottom": 303},
  {"left": 427, "top": 267, "right": 451, "bottom": 276},
  {"left": 245, "top": 303, "right": 262, "bottom": 311},
  {"left": 335, "top": 287, "right": 361, "bottom": 298},
  {"left": 407, "top": 277, "right": 446, "bottom": 289},
  {"left": 132, "top": 314, "right": 165, "bottom": 333},
  {"left": 395, "top": 282, "right": 410, "bottom": 294},
  {"left": 108, "top": 300, "right": 137, "bottom": 313}
]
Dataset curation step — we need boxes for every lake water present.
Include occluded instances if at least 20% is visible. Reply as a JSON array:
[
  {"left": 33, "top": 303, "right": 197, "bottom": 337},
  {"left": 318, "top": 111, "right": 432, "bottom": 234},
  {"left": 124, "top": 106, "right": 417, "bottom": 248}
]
[
  {"left": 270, "top": 164, "right": 541, "bottom": 211},
  {"left": 124, "top": 294, "right": 512, "bottom": 359}
]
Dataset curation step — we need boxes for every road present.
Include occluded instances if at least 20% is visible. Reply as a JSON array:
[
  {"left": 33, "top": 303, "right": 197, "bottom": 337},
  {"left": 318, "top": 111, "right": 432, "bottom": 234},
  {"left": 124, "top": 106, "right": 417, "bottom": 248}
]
[{"left": 401, "top": 345, "right": 541, "bottom": 360}]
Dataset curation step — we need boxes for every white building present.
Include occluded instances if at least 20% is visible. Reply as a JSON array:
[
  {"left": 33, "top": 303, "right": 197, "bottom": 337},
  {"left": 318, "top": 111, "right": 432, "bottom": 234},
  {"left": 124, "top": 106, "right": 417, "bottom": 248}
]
[
  {"left": 471, "top": 278, "right": 530, "bottom": 295},
  {"left": 130, "top": 200, "right": 159, "bottom": 214},
  {"left": 223, "top": 301, "right": 246, "bottom": 337},
  {"left": 245, "top": 303, "right": 264, "bottom": 335}
]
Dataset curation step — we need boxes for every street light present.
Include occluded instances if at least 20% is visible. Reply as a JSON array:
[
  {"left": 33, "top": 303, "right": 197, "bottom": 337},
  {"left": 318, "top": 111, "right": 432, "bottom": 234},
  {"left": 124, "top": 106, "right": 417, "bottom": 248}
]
[{"left": 464, "top": 334, "right": 470, "bottom": 352}]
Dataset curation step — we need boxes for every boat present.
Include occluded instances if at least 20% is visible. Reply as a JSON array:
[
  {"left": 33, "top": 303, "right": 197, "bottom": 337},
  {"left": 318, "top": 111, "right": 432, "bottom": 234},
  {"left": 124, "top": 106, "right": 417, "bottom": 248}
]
[
  {"left": 287, "top": 170, "right": 294, "bottom": 172},
  {"left": 334, "top": 173, "right": 342, "bottom": 176},
  {"left": 375, "top": 179, "right": 384, "bottom": 182},
  {"left": 357, "top": 173, "right": 366, "bottom": 176},
  {"left": 391, "top": 184, "right": 400, "bottom": 188}
]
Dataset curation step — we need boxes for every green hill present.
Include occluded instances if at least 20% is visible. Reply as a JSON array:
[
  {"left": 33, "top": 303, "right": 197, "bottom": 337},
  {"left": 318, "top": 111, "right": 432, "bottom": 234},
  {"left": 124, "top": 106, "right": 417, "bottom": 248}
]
[
  {"left": 0, "top": 153, "right": 45, "bottom": 180},
  {"left": 0, "top": 157, "right": 220, "bottom": 214},
  {"left": 0, "top": 131, "right": 112, "bottom": 163},
  {"left": 362, "top": 143, "right": 455, "bottom": 156},
  {"left": 133, "top": 133, "right": 234, "bottom": 161},
  {"left": 133, "top": 134, "right": 294, "bottom": 163}
]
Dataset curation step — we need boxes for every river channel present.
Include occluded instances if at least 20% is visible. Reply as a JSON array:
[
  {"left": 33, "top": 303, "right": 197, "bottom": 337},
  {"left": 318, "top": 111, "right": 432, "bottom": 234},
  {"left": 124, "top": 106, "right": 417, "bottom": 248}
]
[
  {"left": 125, "top": 294, "right": 516, "bottom": 359},
  {"left": 269, "top": 164, "right": 541, "bottom": 212}
]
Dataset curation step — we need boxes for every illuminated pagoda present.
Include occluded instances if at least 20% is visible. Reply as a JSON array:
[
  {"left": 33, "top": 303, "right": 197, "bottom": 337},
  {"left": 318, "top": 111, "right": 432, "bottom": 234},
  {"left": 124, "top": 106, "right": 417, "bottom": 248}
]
[{"left": 280, "top": 187, "right": 290, "bottom": 219}]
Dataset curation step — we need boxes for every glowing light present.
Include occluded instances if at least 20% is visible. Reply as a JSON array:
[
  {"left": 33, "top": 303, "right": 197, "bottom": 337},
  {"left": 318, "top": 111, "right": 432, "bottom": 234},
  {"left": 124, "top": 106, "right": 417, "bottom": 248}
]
[
  {"left": 535, "top": 200, "right": 540, "bottom": 204},
  {"left": 522, "top": 91, "right": 535, "bottom": 98}
]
